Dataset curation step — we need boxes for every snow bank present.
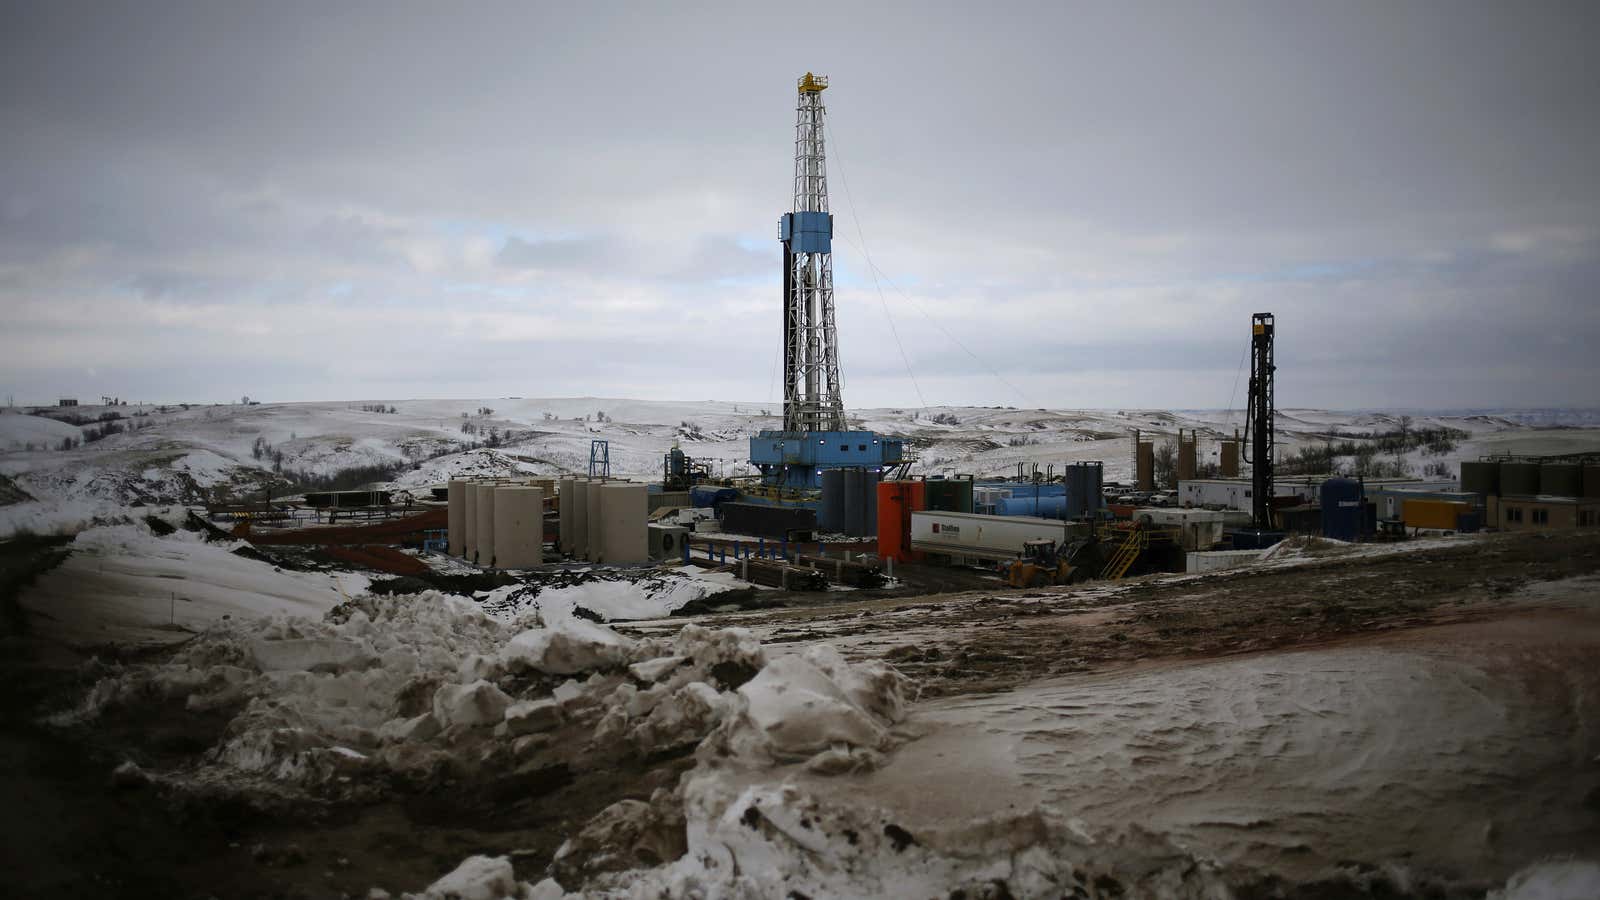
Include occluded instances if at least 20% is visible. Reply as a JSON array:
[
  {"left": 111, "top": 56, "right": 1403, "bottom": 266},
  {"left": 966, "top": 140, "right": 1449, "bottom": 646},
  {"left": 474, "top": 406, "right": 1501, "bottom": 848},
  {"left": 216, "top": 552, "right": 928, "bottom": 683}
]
[
  {"left": 474, "top": 570, "right": 742, "bottom": 624},
  {"left": 18, "top": 522, "right": 366, "bottom": 645},
  {"left": 401, "top": 854, "right": 563, "bottom": 900},
  {"left": 709, "top": 644, "right": 910, "bottom": 771},
  {"left": 1490, "top": 861, "right": 1600, "bottom": 900},
  {"left": 599, "top": 776, "right": 1232, "bottom": 899}
]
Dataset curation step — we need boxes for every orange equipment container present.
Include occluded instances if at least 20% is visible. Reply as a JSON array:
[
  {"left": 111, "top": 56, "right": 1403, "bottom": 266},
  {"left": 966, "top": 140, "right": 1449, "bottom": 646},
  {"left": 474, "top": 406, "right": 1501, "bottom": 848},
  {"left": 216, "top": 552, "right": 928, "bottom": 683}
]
[
  {"left": 1401, "top": 498, "right": 1471, "bottom": 530},
  {"left": 877, "top": 480, "right": 926, "bottom": 562}
]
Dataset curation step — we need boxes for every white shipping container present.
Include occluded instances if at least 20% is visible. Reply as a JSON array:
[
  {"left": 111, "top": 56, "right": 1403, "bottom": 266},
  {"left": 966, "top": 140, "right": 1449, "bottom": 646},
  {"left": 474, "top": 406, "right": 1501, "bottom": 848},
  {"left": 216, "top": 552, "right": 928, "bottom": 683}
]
[{"left": 910, "top": 511, "right": 1072, "bottom": 561}]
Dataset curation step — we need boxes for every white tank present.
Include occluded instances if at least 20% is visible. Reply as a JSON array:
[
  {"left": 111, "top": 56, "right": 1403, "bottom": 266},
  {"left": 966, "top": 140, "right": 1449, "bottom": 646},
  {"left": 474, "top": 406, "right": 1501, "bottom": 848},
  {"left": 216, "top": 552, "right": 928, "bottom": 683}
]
[
  {"left": 557, "top": 477, "right": 577, "bottom": 555},
  {"left": 463, "top": 480, "right": 480, "bottom": 562},
  {"left": 474, "top": 483, "right": 498, "bottom": 567},
  {"left": 600, "top": 482, "right": 648, "bottom": 565},
  {"left": 493, "top": 486, "right": 543, "bottom": 569},
  {"left": 586, "top": 479, "right": 606, "bottom": 562},
  {"left": 569, "top": 479, "right": 590, "bottom": 560},
  {"left": 447, "top": 480, "right": 467, "bottom": 557}
]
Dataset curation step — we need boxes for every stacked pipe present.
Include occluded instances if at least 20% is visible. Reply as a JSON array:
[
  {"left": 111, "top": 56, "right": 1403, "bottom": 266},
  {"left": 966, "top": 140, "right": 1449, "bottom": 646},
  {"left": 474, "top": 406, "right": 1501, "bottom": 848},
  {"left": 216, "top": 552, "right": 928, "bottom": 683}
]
[
  {"left": 793, "top": 553, "right": 885, "bottom": 588},
  {"left": 737, "top": 557, "right": 829, "bottom": 591}
]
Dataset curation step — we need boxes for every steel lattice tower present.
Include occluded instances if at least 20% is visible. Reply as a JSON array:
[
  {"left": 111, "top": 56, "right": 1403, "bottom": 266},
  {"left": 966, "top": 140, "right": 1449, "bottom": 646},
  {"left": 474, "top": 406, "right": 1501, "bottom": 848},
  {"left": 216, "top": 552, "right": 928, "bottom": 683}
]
[{"left": 780, "top": 72, "right": 845, "bottom": 433}]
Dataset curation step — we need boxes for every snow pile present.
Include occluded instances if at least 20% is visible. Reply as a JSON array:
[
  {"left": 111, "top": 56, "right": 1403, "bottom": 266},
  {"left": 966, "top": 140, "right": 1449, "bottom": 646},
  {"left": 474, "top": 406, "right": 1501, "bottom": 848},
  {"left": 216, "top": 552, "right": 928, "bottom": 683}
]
[
  {"left": 703, "top": 644, "right": 911, "bottom": 773},
  {"left": 399, "top": 855, "right": 563, "bottom": 900},
  {"left": 596, "top": 777, "right": 1232, "bottom": 899},
  {"left": 1490, "top": 861, "right": 1600, "bottom": 900},
  {"left": 61, "top": 594, "right": 802, "bottom": 799},
  {"left": 502, "top": 618, "right": 634, "bottom": 675},
  {"left": 473, "top": 570, "right": 743, "bottom": 624}
]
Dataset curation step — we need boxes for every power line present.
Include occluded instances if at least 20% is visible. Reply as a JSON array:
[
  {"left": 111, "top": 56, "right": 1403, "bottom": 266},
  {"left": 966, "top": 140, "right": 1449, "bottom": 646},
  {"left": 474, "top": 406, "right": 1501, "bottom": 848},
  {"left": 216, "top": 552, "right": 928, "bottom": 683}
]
[{"left": 827, "top": 114, "right": 928, "bottom": 414}]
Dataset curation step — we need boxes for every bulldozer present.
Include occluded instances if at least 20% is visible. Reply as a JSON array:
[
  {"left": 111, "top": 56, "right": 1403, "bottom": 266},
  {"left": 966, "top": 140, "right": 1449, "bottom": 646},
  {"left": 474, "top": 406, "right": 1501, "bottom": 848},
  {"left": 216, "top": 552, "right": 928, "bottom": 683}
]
[{"left": 1003, "top": 536, "right": 1100, "bottom": 588}]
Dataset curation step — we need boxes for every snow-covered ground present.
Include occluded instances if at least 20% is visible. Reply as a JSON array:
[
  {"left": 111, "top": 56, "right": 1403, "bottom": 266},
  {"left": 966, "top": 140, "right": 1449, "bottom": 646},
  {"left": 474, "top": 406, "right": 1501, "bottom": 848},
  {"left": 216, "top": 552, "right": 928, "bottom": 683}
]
[{"left": 4, "top": 399, "right": 1598, "bottom": 540}]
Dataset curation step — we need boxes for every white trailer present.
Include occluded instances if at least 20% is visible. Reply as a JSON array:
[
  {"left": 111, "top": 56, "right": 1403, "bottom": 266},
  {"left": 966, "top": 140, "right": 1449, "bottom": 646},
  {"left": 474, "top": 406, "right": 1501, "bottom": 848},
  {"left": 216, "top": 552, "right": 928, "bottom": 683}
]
[
  {"left": 909, "top": 511, "right": 1078, "bottom": 563},
  {"left": 1136, "top": 508, "right": 1226, "bottom": 551}
]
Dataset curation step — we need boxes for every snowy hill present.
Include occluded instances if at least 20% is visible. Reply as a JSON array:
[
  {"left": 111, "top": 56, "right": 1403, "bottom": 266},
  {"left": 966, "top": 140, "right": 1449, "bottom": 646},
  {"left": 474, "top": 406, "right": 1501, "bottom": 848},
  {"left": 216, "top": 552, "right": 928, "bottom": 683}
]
[{"left": 3, "top": 398, "right": 1598, "bottom": 537}]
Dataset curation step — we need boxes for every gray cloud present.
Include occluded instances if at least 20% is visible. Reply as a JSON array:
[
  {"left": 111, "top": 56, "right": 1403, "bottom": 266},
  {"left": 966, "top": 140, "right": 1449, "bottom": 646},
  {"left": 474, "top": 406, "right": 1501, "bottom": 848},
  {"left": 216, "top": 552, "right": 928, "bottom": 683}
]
[{"left": 2, "top": 1, "right": 1597, "bottom": 408}]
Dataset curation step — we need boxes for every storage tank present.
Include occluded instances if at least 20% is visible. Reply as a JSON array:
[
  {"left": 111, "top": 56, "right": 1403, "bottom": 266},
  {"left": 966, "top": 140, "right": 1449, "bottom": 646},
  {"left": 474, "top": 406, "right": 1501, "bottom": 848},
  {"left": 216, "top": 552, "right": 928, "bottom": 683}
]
[
  {"left": 1539, "top": 463, "right": 1583, "bottom": 498},
  {"left": 841, "top": 468, "right": 866, "bottom": 537},
  {"left": 570, "top": 479, "right": 591, "bottom": 560},
  {"left": 557, "top": 477, "right": 576, "bottom": 554},
  {"left": 1064, "top": 463, "right": 1103, "bottom": 518},
  {"left": 862, "top": 469, "right": 879, "bottom": 536},
  {"left": 1136, "top": 441, "right": 1155, "bottom": 491},
  {"left": 1499, "top": 462, "right": 1541, "bottom": 496},
  {"left": 473, "top": 483, "right": 498, "bottom": 566},
  {"left": 463, "top": 480, "right": 480, "bottom": 562},
  {"left": 447, "top": 480, "right": 467, "bottom": 557},
  {"left": 1319, "top": 478, "right": 1363, "bottom": 542},
  {"left": 996, "top": 495, "right": 1067, "bottom": 518},
  {"left": 1585, "top": 465, "right": 1600, "bottom": 499},
  {"left": 820, "top": 469, "right": 845, "bottom": 532},
  {"left": 586, "top": 479, "right": 606, "bottom": 562},
  {"left": 493, "top": 486, "right": 543, "bottom": 569},
  {"left": 1177, "top": 431, "right": 1197, "bottom": 482},
  {"left": 1458, "top": 461, "right": 1499, "bottom": 497},
  {"left": 876, "top": 480, "right": 925, "bottom": 562},
  {"left": 600, "top": 482, "right": 648, "bottom": 564},
  {"left": 1219, "top": 441, "right": 1240, "bottom": 478}
]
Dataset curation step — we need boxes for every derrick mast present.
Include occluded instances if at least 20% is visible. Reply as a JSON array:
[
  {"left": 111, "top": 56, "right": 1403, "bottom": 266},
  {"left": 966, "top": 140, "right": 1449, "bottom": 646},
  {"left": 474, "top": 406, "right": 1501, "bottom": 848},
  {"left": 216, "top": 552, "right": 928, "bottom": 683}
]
[
  {"left": 1244, "top": 312, "right": 1275, "bottom": 528},
  {"left": 749, "top": 74, "right": 905, "bottom": 490},
  {"left": 780, "top": 72, "right": 845, "bottom": 432}
]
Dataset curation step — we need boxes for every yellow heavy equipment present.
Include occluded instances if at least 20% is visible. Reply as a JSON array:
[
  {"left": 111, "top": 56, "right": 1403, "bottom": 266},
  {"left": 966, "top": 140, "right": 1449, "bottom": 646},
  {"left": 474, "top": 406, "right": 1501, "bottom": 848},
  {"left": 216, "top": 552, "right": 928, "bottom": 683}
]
[{"left": 1004, "top": 537, "right": 1099, "bottom": 588}]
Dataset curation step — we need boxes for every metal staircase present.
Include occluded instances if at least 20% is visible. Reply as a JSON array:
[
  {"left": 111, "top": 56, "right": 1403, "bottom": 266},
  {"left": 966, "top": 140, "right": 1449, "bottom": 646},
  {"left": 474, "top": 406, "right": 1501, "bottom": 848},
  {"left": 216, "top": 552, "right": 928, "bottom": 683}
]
[{"left": 1100, "top": 525, "right": 1147, "bottom": 580}]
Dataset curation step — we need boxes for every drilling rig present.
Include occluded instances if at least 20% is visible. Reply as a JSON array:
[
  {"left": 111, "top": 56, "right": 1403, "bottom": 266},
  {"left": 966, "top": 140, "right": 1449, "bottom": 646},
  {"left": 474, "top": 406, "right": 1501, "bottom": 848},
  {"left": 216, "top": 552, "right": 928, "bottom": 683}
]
[
  {"left": 749, "top": 73, "right": 904, "bottom": 489},
  {"left": 1244, "top": 312, "right": 1275, "bottom": 529}
]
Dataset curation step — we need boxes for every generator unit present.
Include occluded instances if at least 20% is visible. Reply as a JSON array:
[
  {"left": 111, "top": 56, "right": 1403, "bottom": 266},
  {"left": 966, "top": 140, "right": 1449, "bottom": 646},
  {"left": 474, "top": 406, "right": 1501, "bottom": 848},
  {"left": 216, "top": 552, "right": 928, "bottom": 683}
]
[{"left": 648, "top": 523, "right": 690, "bottom": 560}]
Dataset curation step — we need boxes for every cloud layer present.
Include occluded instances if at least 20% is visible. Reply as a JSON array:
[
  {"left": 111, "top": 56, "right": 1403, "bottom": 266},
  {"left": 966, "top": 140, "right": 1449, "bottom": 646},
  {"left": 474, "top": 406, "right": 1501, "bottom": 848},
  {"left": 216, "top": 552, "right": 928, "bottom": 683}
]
[{"left": 3, "top": 1, "right": 1597, "bottom": 409}]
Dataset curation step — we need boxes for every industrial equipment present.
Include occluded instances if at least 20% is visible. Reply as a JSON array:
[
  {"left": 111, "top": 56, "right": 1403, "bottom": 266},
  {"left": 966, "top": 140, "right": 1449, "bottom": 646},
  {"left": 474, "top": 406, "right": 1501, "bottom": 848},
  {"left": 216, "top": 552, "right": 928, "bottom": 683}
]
[
  {"left": 1244, "top": 312, "right": 1275, "bottom": 529},
  {"left": 1003, "top": 537, "right": 1100, "bottom": 588},
  {"left": 749, "top": 73, "right": 902, "bottom": 488},
  {"left": 662, "top": 445, "right": 712, "bottom": 491}
]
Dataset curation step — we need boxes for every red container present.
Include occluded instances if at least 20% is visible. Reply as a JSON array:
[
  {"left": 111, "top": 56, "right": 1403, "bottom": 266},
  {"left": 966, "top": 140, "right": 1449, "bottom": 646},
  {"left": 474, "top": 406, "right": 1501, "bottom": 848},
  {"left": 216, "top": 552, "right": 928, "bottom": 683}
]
[{"left": 876, "top": 480, "right": 926, "bottom": 562}]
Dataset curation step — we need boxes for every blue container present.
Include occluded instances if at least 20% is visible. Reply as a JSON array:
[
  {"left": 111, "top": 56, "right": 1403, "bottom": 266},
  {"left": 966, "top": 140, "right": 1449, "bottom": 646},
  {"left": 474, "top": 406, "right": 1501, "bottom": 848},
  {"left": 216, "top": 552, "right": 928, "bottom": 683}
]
[
  {"left": 690, "top": 485, "right": 740, "bottom": 509},
  {"left": 1320, "top": 478, "right": 1364, "bottom": 542}
]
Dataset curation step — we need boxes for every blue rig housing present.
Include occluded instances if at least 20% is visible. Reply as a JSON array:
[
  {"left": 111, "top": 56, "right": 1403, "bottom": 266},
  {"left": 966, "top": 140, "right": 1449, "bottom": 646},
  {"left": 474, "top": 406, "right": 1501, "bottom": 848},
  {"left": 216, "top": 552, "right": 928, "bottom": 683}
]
[{"left": 749, "top": 430, "right": 904, "bottom": 489}]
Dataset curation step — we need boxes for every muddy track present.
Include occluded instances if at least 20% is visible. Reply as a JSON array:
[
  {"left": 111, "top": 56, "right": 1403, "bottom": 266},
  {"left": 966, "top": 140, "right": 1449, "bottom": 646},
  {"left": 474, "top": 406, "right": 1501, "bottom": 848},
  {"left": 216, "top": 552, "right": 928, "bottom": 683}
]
[{"left": 639, "top": 531, "right": 1600, "bottom": 698}]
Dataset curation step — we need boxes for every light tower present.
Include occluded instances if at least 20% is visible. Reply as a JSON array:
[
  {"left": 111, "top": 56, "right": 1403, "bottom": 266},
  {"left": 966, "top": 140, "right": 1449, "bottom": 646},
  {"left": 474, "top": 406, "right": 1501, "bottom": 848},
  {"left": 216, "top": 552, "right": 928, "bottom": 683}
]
[
  {"left": 781, "top": 72, "right": 845, "bottom": 432},
  {"left": 749, "top": 74, "right": 904, "bottom": 490}
]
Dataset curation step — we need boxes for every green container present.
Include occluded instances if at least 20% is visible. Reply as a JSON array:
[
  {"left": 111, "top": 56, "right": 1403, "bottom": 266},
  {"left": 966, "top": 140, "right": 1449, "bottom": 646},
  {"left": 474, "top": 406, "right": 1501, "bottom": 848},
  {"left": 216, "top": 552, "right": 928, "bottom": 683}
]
[{"left": 923, "top": 479, "right": 974, "bottom": 513}]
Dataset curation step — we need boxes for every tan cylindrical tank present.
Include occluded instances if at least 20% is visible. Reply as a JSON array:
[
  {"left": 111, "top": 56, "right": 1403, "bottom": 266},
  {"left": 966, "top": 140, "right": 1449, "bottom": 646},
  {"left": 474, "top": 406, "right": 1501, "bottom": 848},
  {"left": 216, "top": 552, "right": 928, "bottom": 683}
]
[
  {"left": 569, "top": 478, "right": 591, "bottom": 559},
  {"left": 493, "top": 486, "right": 543, "bottom": 569},
  {"left": 1177, "top": 430, "right": 1197, "bottom": 482},
  {"left": 586, "top": 479, "right": 606, "bottom": 562},
  {"left": 474, "top": 483, "right": 498, "bottom": 567},
  {"left": 1136, "top": 442, "right": 1155, "bottom": 491},
  {"left": 1219, "top": 441, "right": 1239, "bottom": 478},
  {"left": 463, "top": 480, "right": 480, "bottom": 561},
  {"left": 532, "top": 478, "right": 556, "bottom": 503},
  {"left": 447, "top": 480, "right": 467, "bottom": 557},
  {"left": 600, "top": 482, "right": 648, "bottom": 565},
  {"left": 557, "top": 476, "right": 577, "bottom": 555}
]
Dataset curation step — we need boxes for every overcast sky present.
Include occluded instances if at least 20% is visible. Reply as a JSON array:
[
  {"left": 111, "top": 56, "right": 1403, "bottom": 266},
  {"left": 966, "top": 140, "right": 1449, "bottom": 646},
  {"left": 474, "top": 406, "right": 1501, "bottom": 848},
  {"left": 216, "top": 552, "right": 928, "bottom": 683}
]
[{"left": 2, "top": 1, "right": 1597, "bottom": 411}]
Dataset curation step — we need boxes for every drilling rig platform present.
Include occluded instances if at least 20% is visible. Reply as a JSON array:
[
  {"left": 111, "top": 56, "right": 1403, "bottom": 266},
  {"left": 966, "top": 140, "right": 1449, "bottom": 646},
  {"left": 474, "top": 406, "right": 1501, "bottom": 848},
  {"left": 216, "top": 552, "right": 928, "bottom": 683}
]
[{"left": 750, "top": 73, "right": 905, "bottom": 489}]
